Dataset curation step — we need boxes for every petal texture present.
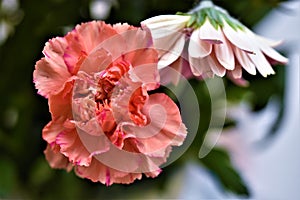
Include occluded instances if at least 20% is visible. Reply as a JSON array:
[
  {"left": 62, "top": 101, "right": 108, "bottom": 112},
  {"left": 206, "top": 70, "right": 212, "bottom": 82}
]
[{"left": 34, "top": 21, "right": 187, "bottom": 185}]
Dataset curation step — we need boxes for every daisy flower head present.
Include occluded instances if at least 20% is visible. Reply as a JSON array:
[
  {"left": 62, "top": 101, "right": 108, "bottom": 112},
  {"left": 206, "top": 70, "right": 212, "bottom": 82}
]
[{"left": 141, "top": 0, "right": 288, "bottom": 84}]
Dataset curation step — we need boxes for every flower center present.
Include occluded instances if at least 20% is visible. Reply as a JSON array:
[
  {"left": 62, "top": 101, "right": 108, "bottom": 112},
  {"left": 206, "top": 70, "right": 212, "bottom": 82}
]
[
  {"left": 93, "top": 59, "right": 133, "bottom": 137},
  {"left": 88, "top": 59, "right": 149, "bottom": 148},
  {"left": 95, "top": 60, "right": 131, "bottom": 106}
]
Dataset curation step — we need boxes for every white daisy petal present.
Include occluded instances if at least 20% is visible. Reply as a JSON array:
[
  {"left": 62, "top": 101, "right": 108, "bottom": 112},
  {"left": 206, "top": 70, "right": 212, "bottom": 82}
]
[
  {"left": 141, "top": 15, "right": 190, "bottom": 38},
  {"left": 245, "top": 31, "right": 276, "bottom": 77},
  {"left": 158, "top": 34, "right": 186, "bottom": 69},
  {"left": 214, "top": 32, "right": 235, "bottom": 70},
  {"left": 189, "top": 29, "right": 212, "bottom": 58},
  {"left": 234, "top": 46, "right": 256, "bottom": 75},
  {"left": 189, "top": 56, "right": 213, "bottom": 77},
  {"left": 227, "top": 69, "right": 249, "bottom": 87},
  {"left": 208, "top": 54, "right": 226, "bottom": 77},
  {"left": 189, "top": 56, "right": 202, "bottom": 76},
  {"left": 222, "top": 22, "right": 254, "bottom": 54},
  {"left": 230, "top": 64, "right": 242, "bottom": 79},
  {"left": 255, "top": 34, "right": 283, "bottom": 47},
  {"left": 159, "top": 58, "right": 182, "bottom": 85},
  {"left": 249, "top": 49, "right": 275, "bottom": 77},
  {"left": 255, "top": 36, "right": 288, "bottom": 64},
  {"left": 199, "top": 19, "right": 223, "bottom": 44}
]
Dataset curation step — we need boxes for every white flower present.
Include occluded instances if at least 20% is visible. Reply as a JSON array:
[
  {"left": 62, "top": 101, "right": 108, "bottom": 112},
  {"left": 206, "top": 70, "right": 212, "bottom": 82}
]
[
  {"left": 141, "top": 14, "right": 191, "bottom": 69},
  {"left": 141, "top": 1, "right": 288, "bottom": 81}
]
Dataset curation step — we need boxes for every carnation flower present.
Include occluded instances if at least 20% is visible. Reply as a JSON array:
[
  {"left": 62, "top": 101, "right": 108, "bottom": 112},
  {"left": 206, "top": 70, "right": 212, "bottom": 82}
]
[
  {"left": 33, "top": 21, "right": 187, "bottom": 185},
  {"left": 141, "top": 1, "right": 288, "bottom": 84}
]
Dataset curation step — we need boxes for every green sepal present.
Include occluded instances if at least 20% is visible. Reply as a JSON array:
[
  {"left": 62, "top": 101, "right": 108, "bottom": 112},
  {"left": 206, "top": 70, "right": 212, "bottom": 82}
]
[
  {"left": 195, "top": 11, "right": 207, "bottom": 28},
  {"left": 176, "top": 11, "right": 189, "bottom": 16},
  {"left": 220, "top": 12, "right": 244, "bottom": 31},
  {"left": 211, "top": 8, "right": 224, "bottom": 27},
  {"left": 187, "top": 14, "right": 197, "bottom": 28},
  {"left": 187, "top": 6, "right": 245, "bottom": 31},
  {"left": 208, "top": 16, "right": 219, "bottom": 30},
  {"left": 205, "top": 8, "right": 221, "bottom": 29}
]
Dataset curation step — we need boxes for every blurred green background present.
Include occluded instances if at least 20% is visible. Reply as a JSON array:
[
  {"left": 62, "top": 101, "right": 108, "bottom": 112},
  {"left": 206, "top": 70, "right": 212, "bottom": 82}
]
[{"left": 0, "top": 0, "right": 287, "bottom": 199}]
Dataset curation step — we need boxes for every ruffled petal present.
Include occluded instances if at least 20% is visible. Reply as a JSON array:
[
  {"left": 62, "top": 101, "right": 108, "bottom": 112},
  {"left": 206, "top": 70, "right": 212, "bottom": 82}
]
[
  {"left": 42, "top": 37, "right": 67, "bottom": 61},
  {"left": 80, "top": 48, "right": 112, "bottom": 74},
  {"left": 125, "top": 93, "right": 187, "bottom": 154},
  {"left": 128, "top": 63, "right": 160, "bottom": 90},
  {"left": 64, "top": 21, "right": 118, "bottom": 74},
  {"left": 117, "top": 27, "right": 158, "bottom": 66},
  {"left": 42, "top": 120, "right": 65, "bottom": 144},
  {"left": 42, "top": 79, "right": 74, "bottom": 145},
  {"left": 56, "top": 128, "right": 93, "bottom": 166},
  {"left": 75, "top": 159, "right": 143, "bottom": 185},
  {"left": 48, "top": 80, "right": 74, "bottom": 119},
  {"left": 91, "top": 139, "right": 161, "bottom": 174},
  {"left": 74, "top": 21, "right": 118, "bottom": 54},
  {"left": 88, "top": 136, "right": 164, "bottom": 180},
  {"left": 111, "top": 75, "right": 142, "bottom": 125},
  {"left": 113, "top": 23, "right": 136, "bottom": 33},
  {"left": 44, "top": 144, "right": 73, "bottom": 171},
  {"left": 42, "top": 84, "right": 75, "bottom": 144},
  {"left": 33, "top": 58, "right": 71, "bottom": 98}
]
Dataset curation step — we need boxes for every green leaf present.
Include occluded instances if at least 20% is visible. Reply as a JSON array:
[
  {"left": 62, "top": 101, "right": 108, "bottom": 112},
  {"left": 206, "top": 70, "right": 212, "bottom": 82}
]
[{"left": 200, "top": 148, "right": 250, "bottom": 196}]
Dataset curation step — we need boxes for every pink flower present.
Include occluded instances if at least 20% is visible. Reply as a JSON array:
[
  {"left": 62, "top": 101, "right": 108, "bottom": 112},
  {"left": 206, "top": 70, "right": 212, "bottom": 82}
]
[
  {"left": 33, "top": 21, "right": 187, "bottom": 185},
  {"left": 141, "top": 1, "right": 288, "bottom": 85}
]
